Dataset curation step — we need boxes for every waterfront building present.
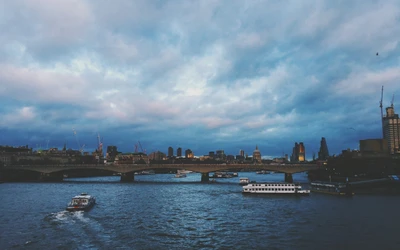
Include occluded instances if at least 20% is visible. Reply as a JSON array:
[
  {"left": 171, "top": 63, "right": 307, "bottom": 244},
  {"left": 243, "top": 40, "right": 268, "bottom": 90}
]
[
  {"left": 226, "top": 155, "right": 235, "bottom": 162},
  {"left": 168, "top": 146, "right": 173, "bottom": 157},
  {"left": 185, "top": 149, "right": 193, "bottom": 158},
  {"left": 239, "top": 149, "right": 244, "bottom": 157},
  {"left": 177, "top": 147, "right": 182, "bottom": 157},
  {"left": 291, "top": 142, "right": 305, "bottom": 162},
  {"left": 148, "top": 151, "right": 166, "bottom": 161},
  {"left": 252, "top": 145, "right": 261, "bottom": 163},
  {"left": 106, "top": 146, "right": 118, "bottom": 160},
  {"left": 209, "top": 151, "right": 215, "bottom": 159},
  {"left": 216, "top": 150, "right": 226, "bottom": 160},
  {"left": 318, "top": 137, "right": 330, "bottom": 160},
  {"left": 382, "top": 105, "right": 400, "bottom": 154},
  {"left": 359, "top": 139, "right": 388, "bottom": 156}
]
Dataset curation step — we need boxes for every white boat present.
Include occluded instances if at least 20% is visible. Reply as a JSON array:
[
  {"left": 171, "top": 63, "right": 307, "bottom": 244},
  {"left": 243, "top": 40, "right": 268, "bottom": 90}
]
[
  {"left": 256, "top": 170, "right": 270, "bottom": 174},
  {"left": 242, "top": 183, "right": 310, "bottom": 195},
  {"left": 66, "top": 193, "right": 96, "bottom": 212},
  {"left": 239, "top": 177, "right": 250, "bottom": 185},
  {"left": 134, "top": 170, "right": 155, "bottom": 175},
  {"left": 178, "top": 169, "right": 193, "bottom": 174},
  {"left": 174, "top": 173, "right": 187, "bottom": 178}
]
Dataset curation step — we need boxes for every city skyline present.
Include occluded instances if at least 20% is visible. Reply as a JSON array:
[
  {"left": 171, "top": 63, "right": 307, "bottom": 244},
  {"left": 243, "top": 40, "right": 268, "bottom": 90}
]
[{"left": 0, "top": 1, "right": 400, "bottom": 159}]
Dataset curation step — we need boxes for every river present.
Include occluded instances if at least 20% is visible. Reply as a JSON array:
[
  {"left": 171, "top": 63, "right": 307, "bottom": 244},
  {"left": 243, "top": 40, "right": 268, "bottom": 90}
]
[{"left": 0, "top": 172, "right": 399, "bottom": 249}]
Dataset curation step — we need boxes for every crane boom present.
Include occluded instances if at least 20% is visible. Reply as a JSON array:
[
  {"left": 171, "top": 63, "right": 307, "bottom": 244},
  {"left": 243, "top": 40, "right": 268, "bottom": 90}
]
[
  {"left": 391, "top": 94, "right": 395, "bottom": 107},
  {"left": 380, "top": 86, "right": 384, "bottom": 138},
  {"left": 380, "top": 86, "right": 384, "bottom": 118}
]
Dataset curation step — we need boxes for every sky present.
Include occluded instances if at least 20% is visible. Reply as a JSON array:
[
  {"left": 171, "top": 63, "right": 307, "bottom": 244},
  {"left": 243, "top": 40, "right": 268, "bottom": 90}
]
[{"left": 0, "top": 0, "right": 400, "bottom": 159}]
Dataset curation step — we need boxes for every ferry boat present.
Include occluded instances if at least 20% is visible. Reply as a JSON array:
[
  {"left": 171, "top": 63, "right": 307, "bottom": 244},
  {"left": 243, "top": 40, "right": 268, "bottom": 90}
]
[
  {"left": 310, "top": 181, "right": 354, "bottom": 196},
  {"left": 66, "top": 193, "right": 96, "bottom": 212},
  {"left": 242, "top": 183, "right": 310, "bottom": 195}
]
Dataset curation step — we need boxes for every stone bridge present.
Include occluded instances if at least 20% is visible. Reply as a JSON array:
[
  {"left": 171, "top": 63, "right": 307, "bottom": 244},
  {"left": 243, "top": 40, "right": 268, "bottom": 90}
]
[{"left": 1, "top": 163, "right": 319, "bottom": 183}]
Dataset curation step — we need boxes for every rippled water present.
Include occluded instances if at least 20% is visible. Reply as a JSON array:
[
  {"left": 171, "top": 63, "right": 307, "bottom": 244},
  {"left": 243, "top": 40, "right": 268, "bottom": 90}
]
[{"left": 1, "top": 172, "right": 400, "bottom": 249}]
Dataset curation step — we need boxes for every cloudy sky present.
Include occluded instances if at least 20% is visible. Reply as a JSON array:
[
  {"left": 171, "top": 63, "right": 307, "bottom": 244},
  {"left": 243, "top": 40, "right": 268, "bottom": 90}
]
[{"left": 0, "top": 0, "right": 399, "bottom": 159}]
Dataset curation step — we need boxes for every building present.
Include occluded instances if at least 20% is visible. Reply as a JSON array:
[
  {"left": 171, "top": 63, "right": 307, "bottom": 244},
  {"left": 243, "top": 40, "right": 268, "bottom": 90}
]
[
  {"left": 177, "top": 147, "right": 182, "bottom": 157},
  {"left": 209, "top": 151, "right": 215, "bottom": 159},
  {"left": 106, "top": 146, "right": 118, "bottom": 160},
  {"left": 252, "top": 145, "right": 261, "bottom": 163},
  {"left": 359, "top": 139, "right": 388, "bottom": 156},
  {"left": 382, "top": 104, "right": 400, "bottom": 154},
  {"left": 291, "top": 142, "right": 305, "bottom": 162},
  {"left": 168, "top": 146, "right": 173, "bottom": 157},
  {"left": 185, "top": 149, "right": 194, "bottom": 158},
  {"left": 239, "top": 149, "right": 244, "bottom": 157},
  {"left": 148, "top": 151, "right": 166, "bottom": 161},
  {"left": 318, "top": 137, "right": 329, "bottom": 160},
  {"left": 216, "top": 150, "right": 226, "bottom": 160}
]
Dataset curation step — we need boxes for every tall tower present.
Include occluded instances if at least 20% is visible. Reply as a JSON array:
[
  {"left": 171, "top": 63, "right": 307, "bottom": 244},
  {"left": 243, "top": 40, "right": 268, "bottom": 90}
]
[
  {"left": 383, "top": 104, "right": 400, "bottom": 154},
  {"left": 252, "top": 145, "right": 261, "bottom": 163},
  {"left": 318, "top": 137, "right": 329, "bottom": 160},
  {"left": 298, "top": 142, "right": 305, "bottom": 162},
  {"left": 168, "top": 146, "right": 173, "bottom": 157},
  {"left": 177, "top": 147, "right": 182, "bottom": 157},
  {"left": 291, "top": 142, "right": 305, "bottom": 162}
]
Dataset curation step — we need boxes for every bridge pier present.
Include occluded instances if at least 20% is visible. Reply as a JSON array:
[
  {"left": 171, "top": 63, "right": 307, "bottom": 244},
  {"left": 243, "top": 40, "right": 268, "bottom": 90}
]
[
  {"left": 284, "top": 173, "right": 293, "bottom": 183},
  {"left": 201, "top": 173, "right": 209, "bottom": 183},
  {"left": 120, "top": 172, "right": 135, "bottom": 182}
]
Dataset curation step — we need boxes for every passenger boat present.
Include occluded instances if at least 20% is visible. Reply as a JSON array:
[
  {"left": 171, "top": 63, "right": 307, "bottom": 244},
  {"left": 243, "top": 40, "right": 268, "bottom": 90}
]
[
  {"left": 310, "top": 181, "right": 354, "bottom": 196},
  {"left": 242, "top": 183, "right": 310, "bottom": 195},
  {"left": 66, "top": 193, "right": 96, "bottom": 212}
]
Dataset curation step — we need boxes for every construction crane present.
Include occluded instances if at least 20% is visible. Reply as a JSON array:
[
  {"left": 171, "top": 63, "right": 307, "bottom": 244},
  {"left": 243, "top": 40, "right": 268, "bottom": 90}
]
[
  {"left": 380, "top": 86, "right": 384, "bottom": 119},
  {"left": 138, "top": 141, "right": 146, "bottom": 154},
  {"left": 391, "top": 94, "right": 395, "bottom": 108},
  {"left": 72, "top": 128, "right": 85, "bottom": 153},
  {"left": 97, "top": 133, "right": 103, "bottom": 155},
  {"left": 379, "top": 86, "right": 385, "bottom": 139}
]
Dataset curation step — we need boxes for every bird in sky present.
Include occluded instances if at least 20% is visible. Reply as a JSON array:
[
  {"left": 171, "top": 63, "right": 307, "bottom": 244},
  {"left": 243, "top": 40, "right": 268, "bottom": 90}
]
[{"left": 376, "top": 52, "right": 379, "bottom": 56}]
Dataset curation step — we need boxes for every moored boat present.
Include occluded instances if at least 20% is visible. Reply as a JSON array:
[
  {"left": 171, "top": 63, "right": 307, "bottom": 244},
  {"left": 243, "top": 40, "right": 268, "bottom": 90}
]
[
  {"left": 310, "top": 181, "right": 354, "bottom": 196},
  {"left": 242, "top": 182, "right": 310, "bottom": 195},
  {"left": 66, "top": 193, "right": 96, "bottom": 212}
]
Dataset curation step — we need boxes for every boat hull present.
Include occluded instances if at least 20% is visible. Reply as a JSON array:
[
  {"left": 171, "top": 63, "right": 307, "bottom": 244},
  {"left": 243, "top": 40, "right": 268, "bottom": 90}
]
[
  {"left": 66, "top": 202, "right": 95, "bottom": 212},
  {"left": 242, "top": 192, "right": 310, "bottom": 196},
  {"left": 311, "top": 189, "right": 354, "bottom": 196}
]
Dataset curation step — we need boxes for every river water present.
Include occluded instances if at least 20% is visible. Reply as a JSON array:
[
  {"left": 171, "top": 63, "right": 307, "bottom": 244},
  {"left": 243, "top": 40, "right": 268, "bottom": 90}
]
[{"left": 1, "top": 172, "right": 399, "bottom": 250}]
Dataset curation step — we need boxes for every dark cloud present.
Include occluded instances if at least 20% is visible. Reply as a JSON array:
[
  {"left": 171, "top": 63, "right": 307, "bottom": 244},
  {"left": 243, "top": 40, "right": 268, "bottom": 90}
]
[{"left": 0, "top": 0, "right": 399, "bottom": 159}]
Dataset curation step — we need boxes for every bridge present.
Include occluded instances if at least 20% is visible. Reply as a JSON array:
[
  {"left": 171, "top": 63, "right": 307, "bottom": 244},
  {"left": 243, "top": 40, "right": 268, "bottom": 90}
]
[{"left": 1, "top": 163, "right": 319, "bottom": 183}]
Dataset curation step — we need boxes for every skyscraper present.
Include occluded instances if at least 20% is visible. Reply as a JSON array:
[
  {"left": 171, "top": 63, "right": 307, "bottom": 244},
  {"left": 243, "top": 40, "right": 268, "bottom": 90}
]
[
  {"left": 239, "top": 149, "right": 244, "bottom": 157},
  {"left": 168, "top": 146, "right": 173, "bottom": 157},
  {"left": 291, "top": 142, "right": 305, "bottom": 162},
  {"left": 177, "top": 147, "right": 182, "bottom": 157},
  {"left": 318, "top": 137, "right": 329, "bottom": 160},
  {"left": 383, "top": 105, "right": 400, "bottom": 154}
]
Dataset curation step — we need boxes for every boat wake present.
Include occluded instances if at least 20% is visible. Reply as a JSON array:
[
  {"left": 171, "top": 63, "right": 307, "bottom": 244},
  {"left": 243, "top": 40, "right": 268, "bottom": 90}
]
[{"left": 45, "top": 210, "right": 89, "bottom": 225}]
